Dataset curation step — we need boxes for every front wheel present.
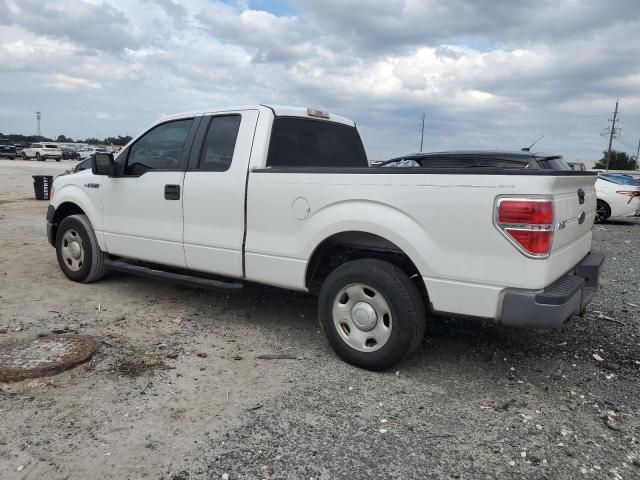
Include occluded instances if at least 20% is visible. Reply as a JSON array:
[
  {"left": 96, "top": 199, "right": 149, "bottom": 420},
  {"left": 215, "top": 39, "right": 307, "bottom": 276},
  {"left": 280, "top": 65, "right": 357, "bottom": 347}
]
[
  {"left": 36, "top": 153, "right": 42, "bottom": 161},
  {"left": 318, "top": 259, "right": 426, "bottom": 370},
  {"left": 22, "top": 152, "right": 27, "bottom": 160},
  {"left": 595, "top": 199, "right": 611, "bottom": 223},
  {"left": 55, "top": 214, "right": 107, "bottom": 283}
]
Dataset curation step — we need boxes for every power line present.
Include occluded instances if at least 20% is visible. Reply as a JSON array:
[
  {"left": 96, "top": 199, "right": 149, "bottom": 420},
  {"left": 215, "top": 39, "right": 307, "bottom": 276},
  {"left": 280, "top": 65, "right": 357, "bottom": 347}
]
[
  {"left": 614, "top": 137, "right": 635, "bottom": 148},
  {"left": 616, "top": 137, "right": 639, "bottom": 149}
]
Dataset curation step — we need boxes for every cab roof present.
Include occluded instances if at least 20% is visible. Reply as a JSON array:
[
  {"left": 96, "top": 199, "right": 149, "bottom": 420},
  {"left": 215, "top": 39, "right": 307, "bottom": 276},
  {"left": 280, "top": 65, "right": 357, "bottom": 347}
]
[{"left": 156, "top": 105, "right": 355, "bottom": 127}]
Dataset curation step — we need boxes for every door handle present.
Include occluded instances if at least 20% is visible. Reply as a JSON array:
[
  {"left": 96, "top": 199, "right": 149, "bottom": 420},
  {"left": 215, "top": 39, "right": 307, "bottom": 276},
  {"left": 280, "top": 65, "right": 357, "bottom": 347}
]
[{"left": 164, "top": 184, "right": 180, "bottom": 200}]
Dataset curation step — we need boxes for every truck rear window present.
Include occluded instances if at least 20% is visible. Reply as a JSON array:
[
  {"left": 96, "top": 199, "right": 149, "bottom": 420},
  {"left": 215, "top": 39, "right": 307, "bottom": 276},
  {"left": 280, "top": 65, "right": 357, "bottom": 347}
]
[{"left": 267, "top": 118, "right": 368, "bottom": 168}]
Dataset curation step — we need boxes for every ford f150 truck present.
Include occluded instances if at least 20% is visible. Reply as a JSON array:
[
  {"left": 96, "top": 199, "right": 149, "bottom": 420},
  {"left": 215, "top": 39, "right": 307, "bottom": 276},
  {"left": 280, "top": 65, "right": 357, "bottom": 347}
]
[{"left": 46, "top": 105, "right": 604, "bottom": 370}]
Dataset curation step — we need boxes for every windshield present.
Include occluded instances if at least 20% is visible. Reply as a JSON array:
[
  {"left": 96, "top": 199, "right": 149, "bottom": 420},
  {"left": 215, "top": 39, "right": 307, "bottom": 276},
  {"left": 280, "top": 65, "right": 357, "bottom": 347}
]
[
  {"left": 536, "top": 157, "right": 571, "bottom": 170},
  {"left": 599, "top": 174, "right": 640, "bottom": 186}
]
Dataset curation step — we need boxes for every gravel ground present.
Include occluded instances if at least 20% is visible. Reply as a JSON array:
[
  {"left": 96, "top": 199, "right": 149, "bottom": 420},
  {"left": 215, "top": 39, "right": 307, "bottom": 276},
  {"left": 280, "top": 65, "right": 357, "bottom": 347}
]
[{"left": 0, "top": 159, "right": 639, "bottom": 479}]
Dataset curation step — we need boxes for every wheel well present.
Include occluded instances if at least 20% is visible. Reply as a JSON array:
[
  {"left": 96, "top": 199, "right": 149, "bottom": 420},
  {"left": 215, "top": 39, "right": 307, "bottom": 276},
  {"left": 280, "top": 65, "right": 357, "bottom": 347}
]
[
  {"left": 305, "top": 231, "right": 427, "bottom": 297},
  {"left": 53, "top": 202, "right": 85, "bottom": 225}
]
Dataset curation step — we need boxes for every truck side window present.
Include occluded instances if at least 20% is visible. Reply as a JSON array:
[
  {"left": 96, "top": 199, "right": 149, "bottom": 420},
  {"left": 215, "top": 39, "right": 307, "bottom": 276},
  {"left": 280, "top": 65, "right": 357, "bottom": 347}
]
[
  {"left": 267, "top": 118, "right": 368, "bottom": 168},
  {"left": 198, "top": 115, "right": 241, "bottom": 172},
  {"left": 125, "top": 119, "right": 193, "bottom": 175}
]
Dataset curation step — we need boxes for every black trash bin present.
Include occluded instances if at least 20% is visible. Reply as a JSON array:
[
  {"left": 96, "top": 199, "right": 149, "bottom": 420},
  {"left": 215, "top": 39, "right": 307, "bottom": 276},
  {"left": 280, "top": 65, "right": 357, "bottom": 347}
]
[{"left": 33, "top": 175, "right": 54, "bottom": 200}]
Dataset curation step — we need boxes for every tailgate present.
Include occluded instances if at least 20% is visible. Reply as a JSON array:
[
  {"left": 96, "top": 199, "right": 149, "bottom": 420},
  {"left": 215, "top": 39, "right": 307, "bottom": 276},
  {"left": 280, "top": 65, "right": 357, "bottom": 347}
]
[{"left": 551, "top": 175, "right": 597, "bottom": 253}]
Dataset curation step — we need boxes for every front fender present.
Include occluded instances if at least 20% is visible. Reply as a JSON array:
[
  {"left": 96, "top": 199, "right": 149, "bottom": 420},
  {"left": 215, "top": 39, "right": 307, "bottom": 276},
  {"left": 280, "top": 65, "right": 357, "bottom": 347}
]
[{"left": 50, "top": 175, "right": 104, "bottom": 249}]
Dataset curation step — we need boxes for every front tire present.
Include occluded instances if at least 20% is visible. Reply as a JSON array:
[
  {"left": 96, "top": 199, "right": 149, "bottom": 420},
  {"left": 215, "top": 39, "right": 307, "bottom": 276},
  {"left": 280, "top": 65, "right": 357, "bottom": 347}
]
[
  {"left": 55, "top": 214, "right": 107, "bottom": 283},
  {"left": 36, "top": 153, "right": 42, "bottom": 161},
  {"left": 22, "top": 152, "right": 27, "bottom": 160},
  {"left": 318, "top": 259, "right": 426, "bottom": 370},
  {"left": 595, "top": 199, "right": 611, "bottom": 223}
]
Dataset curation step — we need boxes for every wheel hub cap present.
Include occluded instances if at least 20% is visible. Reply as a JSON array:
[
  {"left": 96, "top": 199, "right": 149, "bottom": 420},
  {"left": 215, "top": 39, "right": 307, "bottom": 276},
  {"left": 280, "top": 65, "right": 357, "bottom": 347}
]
[
  {"left": 60, "top": 229, "right": 84, "bottom": 272},
  {"left": 69, "top": 241, "right": 82, "bottom": 259},
  {"left": 332, "top": 283, "right": 393, "bottom": 352},
  {"left": 351, "top": 302, "right": 377, "bottom": 331}
]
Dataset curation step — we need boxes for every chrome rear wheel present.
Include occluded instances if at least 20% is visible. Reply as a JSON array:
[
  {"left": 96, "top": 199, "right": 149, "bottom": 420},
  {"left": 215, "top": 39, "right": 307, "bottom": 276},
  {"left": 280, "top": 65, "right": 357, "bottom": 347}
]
[{"left": 332, "top": 283, "right": 392, "bottom": 352}]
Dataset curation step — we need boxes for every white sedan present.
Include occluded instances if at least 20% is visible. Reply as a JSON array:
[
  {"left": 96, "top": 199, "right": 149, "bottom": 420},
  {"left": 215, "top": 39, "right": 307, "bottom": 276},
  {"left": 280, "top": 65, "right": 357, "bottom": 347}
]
[{"left": 595, "top": 173, "right": 640, "bottom": 222}]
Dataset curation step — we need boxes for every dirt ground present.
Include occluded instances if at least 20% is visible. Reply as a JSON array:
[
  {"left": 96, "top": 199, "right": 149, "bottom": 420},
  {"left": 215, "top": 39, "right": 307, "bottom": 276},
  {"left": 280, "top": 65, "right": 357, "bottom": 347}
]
[{"left": 0, "top": 158, "right": 639, "bottom": 480}]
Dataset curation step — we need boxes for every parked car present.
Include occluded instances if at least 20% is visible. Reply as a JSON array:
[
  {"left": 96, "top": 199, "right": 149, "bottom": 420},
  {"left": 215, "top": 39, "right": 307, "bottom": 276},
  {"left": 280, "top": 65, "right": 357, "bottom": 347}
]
[
  {"left": 377, "top": 150, "right": 571, "bottom": 170},
  {"left": 46, "top": 105, "right": 603, "bottom": 370},
  {"left": 61, "top": 147, "right": 80, "bottom": 160},
  {"left": 78, "top": 146, "right": 108, "bottom": 160},
  {"left": 595, "top": 173, "right": 640, "bottom": 222},
  {"left": 21, "top": 143, "right": 62, "bottom": 161},
  {"left": 0, "top": 139, "right": 17, "bottom": 159}
]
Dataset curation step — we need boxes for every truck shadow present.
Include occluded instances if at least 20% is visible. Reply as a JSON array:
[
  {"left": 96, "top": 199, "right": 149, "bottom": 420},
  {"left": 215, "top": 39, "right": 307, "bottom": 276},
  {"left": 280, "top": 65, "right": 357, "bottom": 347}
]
[{"left": 99, "top": 271, "right": 639, "bottom": 379}]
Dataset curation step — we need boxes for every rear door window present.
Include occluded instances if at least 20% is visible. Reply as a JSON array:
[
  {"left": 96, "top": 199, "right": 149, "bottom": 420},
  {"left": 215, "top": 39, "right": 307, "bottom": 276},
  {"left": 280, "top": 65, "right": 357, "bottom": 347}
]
[
  {"left": 198, "top": 115, "right": 241, "bottom": 171},
  {"left": 267, "top": 118, "right": 368, "bottom": 168}
]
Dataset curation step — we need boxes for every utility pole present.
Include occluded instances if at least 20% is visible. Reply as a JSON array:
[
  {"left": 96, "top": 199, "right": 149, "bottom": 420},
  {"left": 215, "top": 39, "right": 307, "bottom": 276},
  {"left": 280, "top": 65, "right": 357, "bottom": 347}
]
[
  {"left": 605, "top": 100, "right": 619, "bottom": 172},
  {"left": 635, "top": 138, "right": 640, "bottom": 166},
  {"left": 419, "top": 113, "right": 425, "bottom": 152},
  {"left": 36, "top": 111, "right": 41, "bottom": 138}
]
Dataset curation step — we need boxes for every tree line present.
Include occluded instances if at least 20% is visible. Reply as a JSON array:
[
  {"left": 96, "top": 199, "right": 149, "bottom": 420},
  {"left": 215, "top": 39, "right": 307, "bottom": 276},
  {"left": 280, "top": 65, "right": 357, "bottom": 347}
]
[
  {"left": 0, "top": 133, "right": 133, "bottom": 146},
  {"left": 594, "top": 150, "right": 638, "bottom": 170}
]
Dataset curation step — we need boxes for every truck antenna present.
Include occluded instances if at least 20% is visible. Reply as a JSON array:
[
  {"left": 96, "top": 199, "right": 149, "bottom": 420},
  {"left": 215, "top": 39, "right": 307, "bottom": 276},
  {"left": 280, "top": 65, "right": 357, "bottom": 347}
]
[{"left": 521, "top": 134, "right": 544, "bottom": 152}]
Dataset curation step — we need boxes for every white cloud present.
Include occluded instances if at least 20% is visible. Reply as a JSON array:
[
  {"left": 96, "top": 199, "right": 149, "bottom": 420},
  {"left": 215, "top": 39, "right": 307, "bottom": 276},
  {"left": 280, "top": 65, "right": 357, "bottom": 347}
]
[{"left": 0, "top": 0, "right": 639, "bottom": 160}]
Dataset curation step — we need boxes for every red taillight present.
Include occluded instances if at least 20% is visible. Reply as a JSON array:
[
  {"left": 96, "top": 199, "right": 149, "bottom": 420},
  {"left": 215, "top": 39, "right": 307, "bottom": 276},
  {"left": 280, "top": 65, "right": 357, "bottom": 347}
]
[
  {"left": 496, "top": 198, "right": 554, "bottom": 258},
  {"left": 504, "top": 229, "right": 552, "bottom": 255},
  {"left": 498, "top": 200, "right": 553, "bottom": 225},
  {"left": 616, "top": 190, "right": 640, "bottom": 197}
]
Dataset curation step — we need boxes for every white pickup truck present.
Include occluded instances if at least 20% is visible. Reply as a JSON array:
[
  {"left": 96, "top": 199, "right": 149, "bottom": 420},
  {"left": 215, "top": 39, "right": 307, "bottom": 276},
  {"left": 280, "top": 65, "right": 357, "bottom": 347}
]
[{"left": 46, "top": 105, "right": 604, "bottom": 370}]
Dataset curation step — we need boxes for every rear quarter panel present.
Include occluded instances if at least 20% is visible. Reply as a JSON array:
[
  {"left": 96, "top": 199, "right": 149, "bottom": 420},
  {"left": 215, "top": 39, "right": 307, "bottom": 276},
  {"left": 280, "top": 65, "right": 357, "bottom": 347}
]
[{"left": 245, "top": 171, "right": 596, "bottom": 295}]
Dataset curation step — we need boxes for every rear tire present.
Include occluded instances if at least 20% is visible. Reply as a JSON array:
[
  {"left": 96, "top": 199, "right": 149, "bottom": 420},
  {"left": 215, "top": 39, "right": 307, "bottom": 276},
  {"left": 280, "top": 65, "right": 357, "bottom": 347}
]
[
  {"left": 595, "top": 199, "right": 611, "bottom": 223},
  {"left": 318, "top": 258, "right": 425, "bottom": 370},
  {"left": 55, "top": 214, "right": 107, "bottom": 283},
  {"left": 36, "top": 153, "right": 41, "bottom": 161}
]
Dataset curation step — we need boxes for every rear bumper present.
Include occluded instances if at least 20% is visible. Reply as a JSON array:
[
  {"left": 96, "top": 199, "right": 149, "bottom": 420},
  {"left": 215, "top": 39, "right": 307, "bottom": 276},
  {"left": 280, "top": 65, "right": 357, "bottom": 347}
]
[{"left": 498, "top": 252, "right": 604, "bottom": 329}]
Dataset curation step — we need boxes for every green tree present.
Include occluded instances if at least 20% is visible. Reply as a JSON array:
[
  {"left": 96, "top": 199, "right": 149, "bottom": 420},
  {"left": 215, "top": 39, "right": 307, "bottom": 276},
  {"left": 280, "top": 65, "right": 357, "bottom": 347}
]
[
  {"left": 56, "top": 135, "right": 72, "bottom": 142},
  {"left": 594, "top": 150, "right": 638, "bottom": 170}
]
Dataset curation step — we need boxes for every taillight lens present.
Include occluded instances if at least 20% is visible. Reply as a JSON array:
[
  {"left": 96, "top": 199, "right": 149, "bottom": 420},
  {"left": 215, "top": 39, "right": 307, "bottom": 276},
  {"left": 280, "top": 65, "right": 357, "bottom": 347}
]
[
  {"left": 616, "top": 190, "right": 640, "bottom": 197},
  {"left": 498, "top": 200, "right": 553, "bottom": 225},
  {"left": 496, "top": 198, "right": 554, "bottom": 258}
]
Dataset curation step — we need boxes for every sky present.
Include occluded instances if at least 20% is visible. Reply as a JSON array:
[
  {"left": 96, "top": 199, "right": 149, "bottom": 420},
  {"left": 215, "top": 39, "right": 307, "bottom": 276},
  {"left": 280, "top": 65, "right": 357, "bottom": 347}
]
[{"left": 1, "top": 0, "right": 640, "bottom": 162}]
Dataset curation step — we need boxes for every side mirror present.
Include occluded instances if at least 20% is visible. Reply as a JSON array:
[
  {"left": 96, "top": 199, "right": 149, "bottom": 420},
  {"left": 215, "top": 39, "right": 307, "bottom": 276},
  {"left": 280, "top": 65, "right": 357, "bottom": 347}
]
[{"left": 93, "top": 153, "right": 115, "bottom": 176}]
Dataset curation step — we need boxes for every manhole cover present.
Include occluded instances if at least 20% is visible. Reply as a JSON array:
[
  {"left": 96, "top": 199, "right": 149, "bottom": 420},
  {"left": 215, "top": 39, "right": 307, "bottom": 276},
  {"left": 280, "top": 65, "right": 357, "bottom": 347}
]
[{"left": 0, "top": 336, "right": 96, "bottom": 383}]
